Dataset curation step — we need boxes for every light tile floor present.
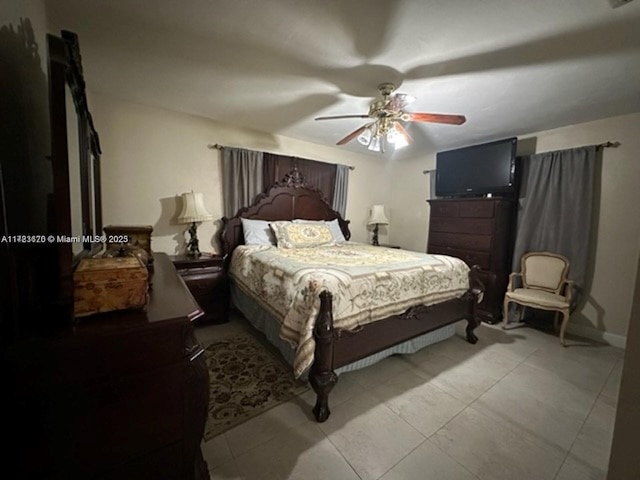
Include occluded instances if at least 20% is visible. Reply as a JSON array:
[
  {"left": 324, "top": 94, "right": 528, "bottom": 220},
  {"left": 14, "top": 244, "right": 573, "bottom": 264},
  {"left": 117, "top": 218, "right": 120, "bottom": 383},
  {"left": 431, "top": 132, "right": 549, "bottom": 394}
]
[{"left": 196, "top": 314, "right": 623, "bottom": 480}]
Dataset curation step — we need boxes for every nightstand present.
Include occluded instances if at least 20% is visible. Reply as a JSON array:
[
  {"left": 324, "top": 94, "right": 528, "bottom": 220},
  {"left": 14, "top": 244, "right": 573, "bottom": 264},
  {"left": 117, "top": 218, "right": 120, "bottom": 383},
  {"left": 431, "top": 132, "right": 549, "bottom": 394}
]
[{"left": 170, "top": 253, "right": 229, "bottom": 324}]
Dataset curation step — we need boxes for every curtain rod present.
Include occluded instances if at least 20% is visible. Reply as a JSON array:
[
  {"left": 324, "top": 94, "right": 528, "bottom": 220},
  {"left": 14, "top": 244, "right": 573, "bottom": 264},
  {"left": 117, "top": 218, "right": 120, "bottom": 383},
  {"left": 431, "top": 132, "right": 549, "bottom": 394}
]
[
  {"left": 207, "top": 143, "right": 355, "bottom": 170},
  {"left": 597, "top": 141, "right": 620, "bottom": 149}
]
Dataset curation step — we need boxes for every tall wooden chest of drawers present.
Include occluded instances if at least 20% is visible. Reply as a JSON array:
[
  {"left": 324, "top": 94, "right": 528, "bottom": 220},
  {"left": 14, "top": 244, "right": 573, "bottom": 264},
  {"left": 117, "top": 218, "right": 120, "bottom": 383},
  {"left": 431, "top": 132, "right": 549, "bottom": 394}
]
[{"left": 427, "top": 197, "right": 516, "bottom": 323}]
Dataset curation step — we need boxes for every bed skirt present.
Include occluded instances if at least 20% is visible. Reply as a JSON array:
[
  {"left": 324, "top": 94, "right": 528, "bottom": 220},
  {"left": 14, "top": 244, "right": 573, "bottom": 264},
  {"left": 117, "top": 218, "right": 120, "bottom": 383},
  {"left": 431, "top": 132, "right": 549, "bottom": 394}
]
[{"left": 231, "top": 284, "right": 456, "bottom": 380}]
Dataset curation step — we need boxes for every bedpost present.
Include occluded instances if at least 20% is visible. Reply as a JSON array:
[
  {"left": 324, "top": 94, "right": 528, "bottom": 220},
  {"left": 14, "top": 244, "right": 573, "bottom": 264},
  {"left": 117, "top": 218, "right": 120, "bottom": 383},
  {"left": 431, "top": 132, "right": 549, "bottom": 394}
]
[
  {"left": 465, "top": 265, "right": 486, "bottom": 344},
  {"left": 310, "top": 290, "right": 338, "bottom": 423}
]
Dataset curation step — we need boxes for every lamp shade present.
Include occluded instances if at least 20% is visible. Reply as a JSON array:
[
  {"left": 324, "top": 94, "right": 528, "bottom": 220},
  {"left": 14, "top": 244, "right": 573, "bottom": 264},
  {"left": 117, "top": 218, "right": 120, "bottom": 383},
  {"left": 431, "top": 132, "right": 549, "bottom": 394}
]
[
  {"left": 368, "top": 205, "right": 389, "bottom": 225},
  {"left": 177, "top": 192, "right": 213, "bottom": 224}
]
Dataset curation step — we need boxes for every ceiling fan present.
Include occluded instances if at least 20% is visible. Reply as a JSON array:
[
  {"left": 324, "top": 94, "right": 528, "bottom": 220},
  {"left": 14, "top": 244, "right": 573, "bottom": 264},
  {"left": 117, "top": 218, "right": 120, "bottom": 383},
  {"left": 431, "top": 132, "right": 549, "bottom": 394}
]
[{"left": 315, "top": 82, "right": 466, "bottom": 153}]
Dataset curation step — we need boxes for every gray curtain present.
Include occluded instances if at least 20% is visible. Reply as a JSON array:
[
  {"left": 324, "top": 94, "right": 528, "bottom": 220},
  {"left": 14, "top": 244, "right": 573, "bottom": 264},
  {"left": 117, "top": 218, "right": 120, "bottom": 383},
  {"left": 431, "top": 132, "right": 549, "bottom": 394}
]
[
  {"left": 221, "top": 147, "right": 264, "bottom": 217},
  {"left": 332, "top": 164, "right": 349, "bottom": 217},
  {"left": 512, "top": 146, "right": 596, "bottom": 303}
]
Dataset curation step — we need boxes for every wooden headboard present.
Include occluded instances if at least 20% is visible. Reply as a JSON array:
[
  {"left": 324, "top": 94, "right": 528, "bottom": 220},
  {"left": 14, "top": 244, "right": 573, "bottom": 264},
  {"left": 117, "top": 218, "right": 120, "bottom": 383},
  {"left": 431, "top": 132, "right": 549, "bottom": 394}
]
[{"left": 219, "top": 169, "right": 351, "bottom": 260}]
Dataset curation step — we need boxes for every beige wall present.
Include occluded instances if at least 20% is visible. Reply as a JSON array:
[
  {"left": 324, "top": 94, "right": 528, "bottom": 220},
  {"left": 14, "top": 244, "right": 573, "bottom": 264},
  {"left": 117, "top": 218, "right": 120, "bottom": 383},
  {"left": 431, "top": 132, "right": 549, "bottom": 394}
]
[
  {"left": 90, "top": 92, "right": 390, "bottom": 255},
  {"left": 389, "top": 112, "right": 640, "bottom": 340},
  {"left": 387, "top": 154, "right": 436, "bottom": 253}
]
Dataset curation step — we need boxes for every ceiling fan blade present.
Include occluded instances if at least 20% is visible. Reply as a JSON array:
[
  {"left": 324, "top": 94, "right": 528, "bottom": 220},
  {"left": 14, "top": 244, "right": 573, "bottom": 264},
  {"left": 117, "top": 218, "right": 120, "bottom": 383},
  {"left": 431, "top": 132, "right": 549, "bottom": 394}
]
[
  {"left": 393, "top": 122, "right": 413, "bottom": 144},
  {"left": 336, "top": 125, "right": 368, "bottom": 145},
  {"left": 315, "top": 114, "right": 370, "bottom": 121},
  {"left": 404, "top": 113, "right": 467, "bottom": 125}
]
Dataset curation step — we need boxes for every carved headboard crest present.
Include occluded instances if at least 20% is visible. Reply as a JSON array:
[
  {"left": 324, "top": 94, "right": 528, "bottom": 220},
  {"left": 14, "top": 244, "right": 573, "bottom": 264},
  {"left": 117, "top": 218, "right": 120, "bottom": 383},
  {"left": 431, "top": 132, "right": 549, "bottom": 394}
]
[{"left": 279, "top": 166, "right": 306, "bottom": 188}]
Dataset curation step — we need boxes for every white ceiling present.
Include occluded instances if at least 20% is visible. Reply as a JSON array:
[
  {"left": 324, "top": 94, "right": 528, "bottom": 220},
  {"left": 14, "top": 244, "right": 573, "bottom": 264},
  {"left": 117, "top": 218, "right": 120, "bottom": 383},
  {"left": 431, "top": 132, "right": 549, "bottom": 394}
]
[{"left": 48, "top": 0, "right": 640, "bottom": 158}]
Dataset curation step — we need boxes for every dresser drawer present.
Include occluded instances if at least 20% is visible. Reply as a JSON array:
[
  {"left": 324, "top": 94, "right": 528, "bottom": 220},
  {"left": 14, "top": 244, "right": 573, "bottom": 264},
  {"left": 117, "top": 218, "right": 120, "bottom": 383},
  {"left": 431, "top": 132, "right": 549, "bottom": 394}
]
[
  {"left": 429, "top": 232, "right": 492, "bottom": 251},
  {"left": 48, "top": 323, "right": 187, "bottom": 384},
  {"left": 428, "top": 246, "right": 492, "bottom": 270},
  {"left": 430, "top": 217, "right": 495, "bottom": 235},
  {"left": 101, "top": 442, "right": 182, "bottom": 480},
  {"left": 182, "top": 272, "right": 224, "bottom": 296},
  {"left": 174, "top": 265, "right": 222, "bottom": 277},
  {"left": 430, "top": 202, "right": 460, "bottom": 217},
  {"left": 40, "top": 363, "right": 184, "bottom": 475},
  {"left": 459, "top": 201, "right": 495, "bottom": 218}
]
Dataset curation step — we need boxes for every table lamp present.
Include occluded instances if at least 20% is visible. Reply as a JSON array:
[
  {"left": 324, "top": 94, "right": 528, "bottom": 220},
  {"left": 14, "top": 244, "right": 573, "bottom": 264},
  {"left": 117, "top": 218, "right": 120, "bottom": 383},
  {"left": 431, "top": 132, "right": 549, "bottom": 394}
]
[
  {"left": 367, "top": 204, "right": 389, "bottom": 246},
  {"left": 177, "top": 191, "right": 213, "bottom": 257}
]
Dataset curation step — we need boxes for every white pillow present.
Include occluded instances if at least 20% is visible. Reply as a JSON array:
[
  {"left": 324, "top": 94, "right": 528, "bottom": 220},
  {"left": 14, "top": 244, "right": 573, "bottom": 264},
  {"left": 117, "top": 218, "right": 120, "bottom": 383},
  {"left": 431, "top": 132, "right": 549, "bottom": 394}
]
[
  {"left": 241, "top": 218, "right": 279, "bottom": 246},
  {"left": 292, "top": 219, "right": 347, "bottom": 243}
]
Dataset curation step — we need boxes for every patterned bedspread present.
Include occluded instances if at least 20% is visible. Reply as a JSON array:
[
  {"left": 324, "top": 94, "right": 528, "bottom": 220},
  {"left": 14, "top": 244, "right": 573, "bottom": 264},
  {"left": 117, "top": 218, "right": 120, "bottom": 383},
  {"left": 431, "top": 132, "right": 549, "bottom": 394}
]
[{"left": 229, "top": 242, "right": 470, "bottom": 377}]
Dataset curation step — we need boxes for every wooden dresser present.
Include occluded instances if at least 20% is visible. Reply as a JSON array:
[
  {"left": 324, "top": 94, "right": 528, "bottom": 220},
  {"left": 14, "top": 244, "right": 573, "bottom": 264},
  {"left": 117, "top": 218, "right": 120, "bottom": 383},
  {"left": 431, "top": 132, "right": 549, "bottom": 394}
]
[
  {"left": 171, "top": 254, "right": 229, "bottom": 324},
  {"left": 2, "top": 253, "right": 210, "bottom": 479},
  {"left": 427, "top": 197, "right": 516, "bottom": 323}
]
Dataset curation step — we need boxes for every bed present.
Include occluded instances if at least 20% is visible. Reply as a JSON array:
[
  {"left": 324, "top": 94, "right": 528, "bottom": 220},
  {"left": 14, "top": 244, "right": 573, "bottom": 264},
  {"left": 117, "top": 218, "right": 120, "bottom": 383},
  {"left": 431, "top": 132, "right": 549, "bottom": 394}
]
[{"left": 220, "top": 169, "right": 484, "bottom": 422}]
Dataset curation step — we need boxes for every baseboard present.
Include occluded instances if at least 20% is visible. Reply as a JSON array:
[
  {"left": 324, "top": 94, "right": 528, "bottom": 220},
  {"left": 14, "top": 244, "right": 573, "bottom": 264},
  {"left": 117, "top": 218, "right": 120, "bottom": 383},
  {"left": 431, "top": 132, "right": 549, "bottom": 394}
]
[{"left": 566, "top": 323, "right": 627, "bottom": 350}]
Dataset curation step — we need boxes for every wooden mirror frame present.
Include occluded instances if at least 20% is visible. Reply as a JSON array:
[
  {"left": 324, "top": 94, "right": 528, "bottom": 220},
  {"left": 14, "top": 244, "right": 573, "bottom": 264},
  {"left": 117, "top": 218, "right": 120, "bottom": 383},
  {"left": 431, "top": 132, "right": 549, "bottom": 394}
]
[{"left": 48, "top": 30, "right": 102, "bottom": 316}]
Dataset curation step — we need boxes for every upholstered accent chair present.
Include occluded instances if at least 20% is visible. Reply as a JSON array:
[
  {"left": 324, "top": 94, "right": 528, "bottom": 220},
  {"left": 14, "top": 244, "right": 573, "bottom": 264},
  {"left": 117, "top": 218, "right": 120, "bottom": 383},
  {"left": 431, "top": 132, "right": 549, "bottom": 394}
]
[{"left": 502, "top": 252, "right": 573, "bottom": 346}]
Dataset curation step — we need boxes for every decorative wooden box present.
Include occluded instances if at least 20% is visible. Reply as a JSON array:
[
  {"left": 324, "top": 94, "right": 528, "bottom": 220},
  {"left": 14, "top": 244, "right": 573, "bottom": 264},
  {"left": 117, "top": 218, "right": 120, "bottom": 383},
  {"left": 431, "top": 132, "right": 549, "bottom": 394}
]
[
  {"left": 74, "top": 257, "right": 149, "bottom": 317},
  {"left": 104, "top": 225, "right": 154, "bottom": 264}
]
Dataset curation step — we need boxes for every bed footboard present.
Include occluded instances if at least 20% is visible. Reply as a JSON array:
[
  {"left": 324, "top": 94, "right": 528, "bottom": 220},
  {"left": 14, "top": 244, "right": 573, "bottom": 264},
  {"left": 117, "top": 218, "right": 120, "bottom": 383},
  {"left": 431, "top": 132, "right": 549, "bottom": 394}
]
[
  {"left": 309, "top": 266, "right": 484, "bottom": 423},
  {"left": 464, "top": 265, "right": 486, "bottom": 344}
]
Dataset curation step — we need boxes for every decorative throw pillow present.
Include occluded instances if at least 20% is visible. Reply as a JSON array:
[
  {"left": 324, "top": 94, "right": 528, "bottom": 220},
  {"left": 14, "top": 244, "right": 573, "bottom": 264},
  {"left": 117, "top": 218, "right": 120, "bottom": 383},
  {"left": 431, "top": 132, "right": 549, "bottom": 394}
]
[
  {"left": 292, "top": 219, "right": 347, "bottom": 243},
  {"left": 241, "top": 218, "right": 278, "bottom": 246},
  {"left": 270, "top": 221, "right": 336, "bottom": 248}
]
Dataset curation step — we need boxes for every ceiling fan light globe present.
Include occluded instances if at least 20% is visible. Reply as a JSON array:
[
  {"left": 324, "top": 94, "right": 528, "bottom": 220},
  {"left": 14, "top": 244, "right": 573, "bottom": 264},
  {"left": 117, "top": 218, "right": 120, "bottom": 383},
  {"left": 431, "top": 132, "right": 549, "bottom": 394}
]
[
  {"left": 386, "top": 124, "right": 399, "bottom": 144},
  {"left": 392, "top": 93, "right": 415, "bottom": 108},
  {"left": 357, "top": 126, "right": 373, "bottom": 145},
  {"left": 368, "top": 136, "right": 382, "bottom": 152}
]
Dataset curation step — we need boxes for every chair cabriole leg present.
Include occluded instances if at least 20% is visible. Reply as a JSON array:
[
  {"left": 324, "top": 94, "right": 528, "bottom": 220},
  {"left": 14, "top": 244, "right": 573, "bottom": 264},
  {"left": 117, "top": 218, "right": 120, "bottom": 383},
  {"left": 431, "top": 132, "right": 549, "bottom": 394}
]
[
  {"left": 559, "top": 309, "right": 570, "bottom": 346},
  {"left": 502, "top": 298, "right": 510, "bottom": 329}
]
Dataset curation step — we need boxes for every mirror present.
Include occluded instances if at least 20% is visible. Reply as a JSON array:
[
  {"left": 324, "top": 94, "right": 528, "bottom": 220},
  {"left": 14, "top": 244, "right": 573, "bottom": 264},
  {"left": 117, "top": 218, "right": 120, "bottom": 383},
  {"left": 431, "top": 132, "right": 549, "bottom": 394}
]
[{"left": 65, "top": 85, "right": 84, "bottom": 256}]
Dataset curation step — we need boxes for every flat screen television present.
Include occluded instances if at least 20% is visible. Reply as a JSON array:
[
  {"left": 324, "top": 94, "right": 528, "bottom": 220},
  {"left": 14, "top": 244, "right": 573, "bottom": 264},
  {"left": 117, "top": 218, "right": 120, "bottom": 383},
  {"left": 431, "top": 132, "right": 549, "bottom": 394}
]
[{"left": 435, "top": 137, "right": 518, "bottom": 197}]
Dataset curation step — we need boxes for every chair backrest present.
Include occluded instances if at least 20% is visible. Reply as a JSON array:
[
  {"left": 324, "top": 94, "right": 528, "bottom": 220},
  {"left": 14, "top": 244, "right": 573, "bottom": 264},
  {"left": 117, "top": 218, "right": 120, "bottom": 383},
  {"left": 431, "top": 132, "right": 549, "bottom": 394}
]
[{"left": 521, "top": 252, "right": 570, "bottom": 294}]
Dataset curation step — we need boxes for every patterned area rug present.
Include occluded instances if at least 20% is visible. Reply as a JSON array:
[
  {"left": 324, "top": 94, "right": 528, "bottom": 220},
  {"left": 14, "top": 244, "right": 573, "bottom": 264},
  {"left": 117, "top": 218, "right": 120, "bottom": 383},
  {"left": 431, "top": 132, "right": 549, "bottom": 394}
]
[{"left": 203, "top": 333, "right": 309, "bottom": 440}]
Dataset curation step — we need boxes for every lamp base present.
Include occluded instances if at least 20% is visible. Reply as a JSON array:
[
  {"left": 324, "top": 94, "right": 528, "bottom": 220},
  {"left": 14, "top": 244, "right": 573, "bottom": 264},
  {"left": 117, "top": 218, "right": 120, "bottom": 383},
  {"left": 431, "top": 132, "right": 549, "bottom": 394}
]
[
  {"left": 371, "top": 224, "right": 380, "bottom": 246},
  {"left": 186, "top": 221, "right": 201, "bottom": 257}
]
